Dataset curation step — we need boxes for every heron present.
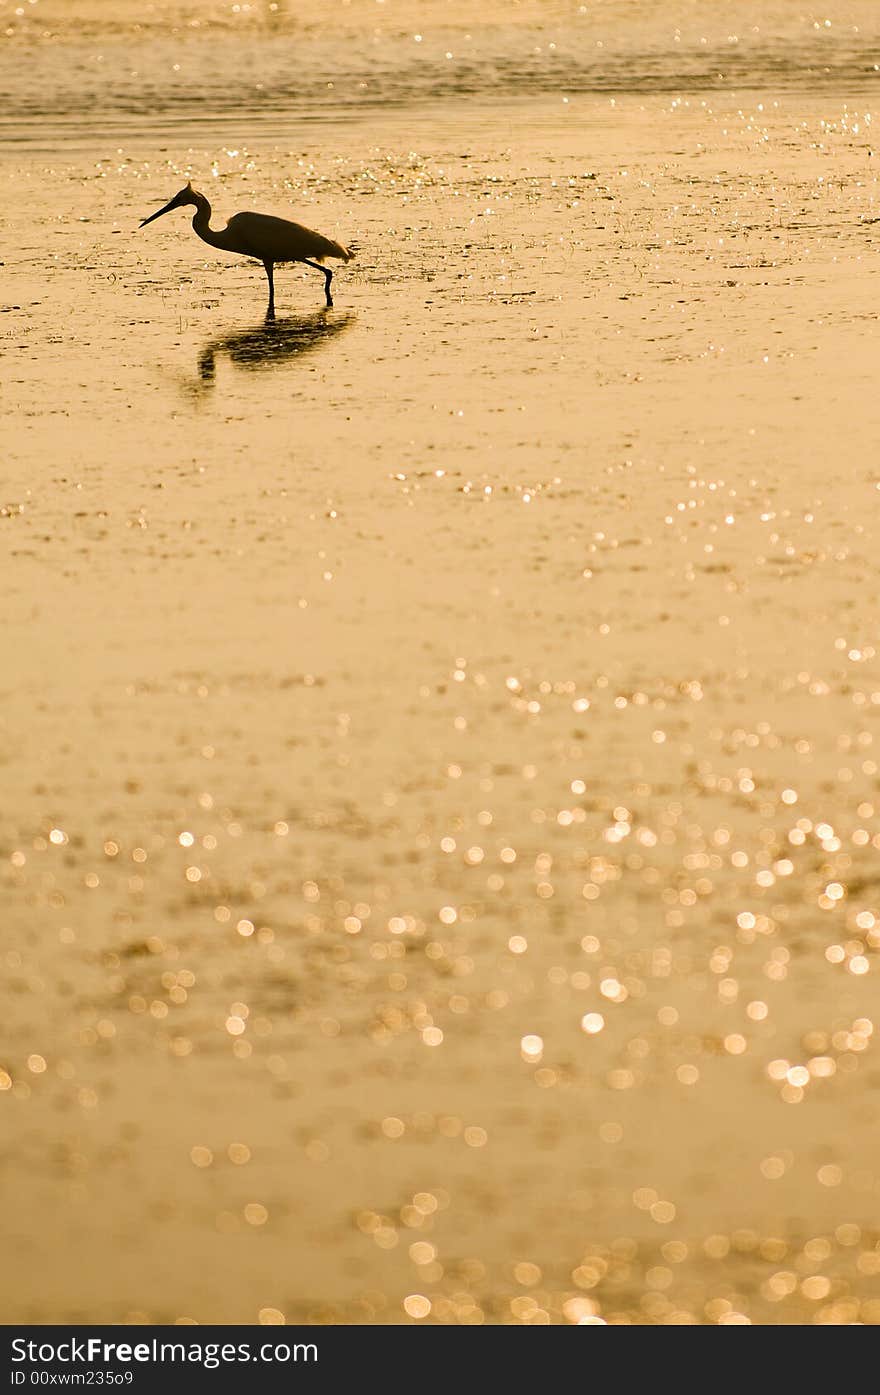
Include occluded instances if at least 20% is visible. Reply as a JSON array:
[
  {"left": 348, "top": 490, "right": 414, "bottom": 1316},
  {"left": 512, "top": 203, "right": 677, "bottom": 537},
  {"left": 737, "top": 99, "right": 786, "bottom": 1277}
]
[{"left": 139, "top": 182, "right": 354, "bottom": 317}]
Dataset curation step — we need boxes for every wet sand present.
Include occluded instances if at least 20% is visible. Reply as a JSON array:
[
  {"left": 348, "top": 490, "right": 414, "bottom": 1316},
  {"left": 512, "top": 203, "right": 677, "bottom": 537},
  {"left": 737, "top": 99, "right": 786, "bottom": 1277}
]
[{"left": 5, "top": 3, "right": 880, "bottom": 1326}]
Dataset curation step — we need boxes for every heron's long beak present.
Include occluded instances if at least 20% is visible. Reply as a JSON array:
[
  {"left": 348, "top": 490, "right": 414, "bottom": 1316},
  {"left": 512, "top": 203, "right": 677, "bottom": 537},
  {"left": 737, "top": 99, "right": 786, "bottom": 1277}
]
[{"left": 139, "top": 197, "right": 179, "bottom": 229}]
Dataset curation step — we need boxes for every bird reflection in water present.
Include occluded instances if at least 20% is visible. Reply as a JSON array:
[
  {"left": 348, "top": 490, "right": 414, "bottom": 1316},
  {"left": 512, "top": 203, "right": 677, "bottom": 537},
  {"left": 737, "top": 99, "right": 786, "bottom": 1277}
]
[{"left": 197, "top": 309, "right": 355, "bottom": 386}]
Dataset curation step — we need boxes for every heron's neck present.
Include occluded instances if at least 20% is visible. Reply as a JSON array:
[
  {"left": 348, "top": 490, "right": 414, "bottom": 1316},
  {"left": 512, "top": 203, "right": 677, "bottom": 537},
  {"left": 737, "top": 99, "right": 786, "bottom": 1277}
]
[{"left": 190, "top": 193, "right": 228, "bottom": 250}]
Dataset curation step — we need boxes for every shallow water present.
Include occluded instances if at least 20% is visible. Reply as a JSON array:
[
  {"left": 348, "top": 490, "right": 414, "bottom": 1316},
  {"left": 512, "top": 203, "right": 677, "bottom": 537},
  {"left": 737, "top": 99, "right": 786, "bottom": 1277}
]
[
  {"left": 4, "top": 0, "right": 880, "bottom": 1326},
  {"left": 4, "top": 0, "right": 880, "bottom": 127}
]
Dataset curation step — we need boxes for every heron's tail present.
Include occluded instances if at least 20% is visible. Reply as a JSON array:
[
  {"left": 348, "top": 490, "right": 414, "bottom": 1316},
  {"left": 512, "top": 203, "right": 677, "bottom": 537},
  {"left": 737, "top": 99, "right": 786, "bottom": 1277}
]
[
  {"left": 327, "top": 238, "right": 355, "bottom": 263},
  {"left": 302, "top": 230, "right": 354, "bottom": 262},
  {"left": 308, "top": 232, "right": 355, "bottom": 263}
]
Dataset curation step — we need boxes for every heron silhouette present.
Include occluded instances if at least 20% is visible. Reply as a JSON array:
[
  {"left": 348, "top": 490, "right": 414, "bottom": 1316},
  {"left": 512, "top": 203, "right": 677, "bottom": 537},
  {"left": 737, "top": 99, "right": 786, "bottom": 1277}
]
[{"left": 140, "top": 182, "right": 354, "bottom": 317}]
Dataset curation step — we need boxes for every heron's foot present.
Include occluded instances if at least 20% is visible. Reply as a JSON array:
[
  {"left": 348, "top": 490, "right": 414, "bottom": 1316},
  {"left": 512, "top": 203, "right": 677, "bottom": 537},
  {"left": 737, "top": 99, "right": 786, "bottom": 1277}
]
[{"left": 324, "top": 293, "right": 334, "bottom": 309}]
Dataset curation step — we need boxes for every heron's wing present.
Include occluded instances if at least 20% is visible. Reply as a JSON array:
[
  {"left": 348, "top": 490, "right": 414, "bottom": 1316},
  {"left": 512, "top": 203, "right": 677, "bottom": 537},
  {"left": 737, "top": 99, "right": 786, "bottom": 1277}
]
[{"left": 226, "top": 212, "right": 353, "bottom": 263}]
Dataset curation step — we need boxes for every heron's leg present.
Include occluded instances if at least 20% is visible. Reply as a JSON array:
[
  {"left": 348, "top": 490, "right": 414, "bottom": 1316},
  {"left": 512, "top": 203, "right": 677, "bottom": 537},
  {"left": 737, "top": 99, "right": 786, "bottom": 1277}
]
[
  {"left": 263, "top": 261, "right": 276, "bottom": 320},
  {"left": 302, "top": 259, "right": 334, "bottom": 308}
]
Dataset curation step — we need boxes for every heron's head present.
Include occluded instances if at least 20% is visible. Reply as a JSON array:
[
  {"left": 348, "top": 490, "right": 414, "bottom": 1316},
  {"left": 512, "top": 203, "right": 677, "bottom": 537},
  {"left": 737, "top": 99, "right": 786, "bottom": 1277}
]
[{"left": 139, "top": 181, "right": 200, "bottom": 228}]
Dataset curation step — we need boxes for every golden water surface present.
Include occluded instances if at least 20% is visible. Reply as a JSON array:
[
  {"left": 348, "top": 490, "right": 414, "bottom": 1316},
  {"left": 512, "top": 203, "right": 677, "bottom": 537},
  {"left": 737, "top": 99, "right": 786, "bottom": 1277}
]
[{"left": 4, "top": 0, "right": 880, "bottom": 1324}]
